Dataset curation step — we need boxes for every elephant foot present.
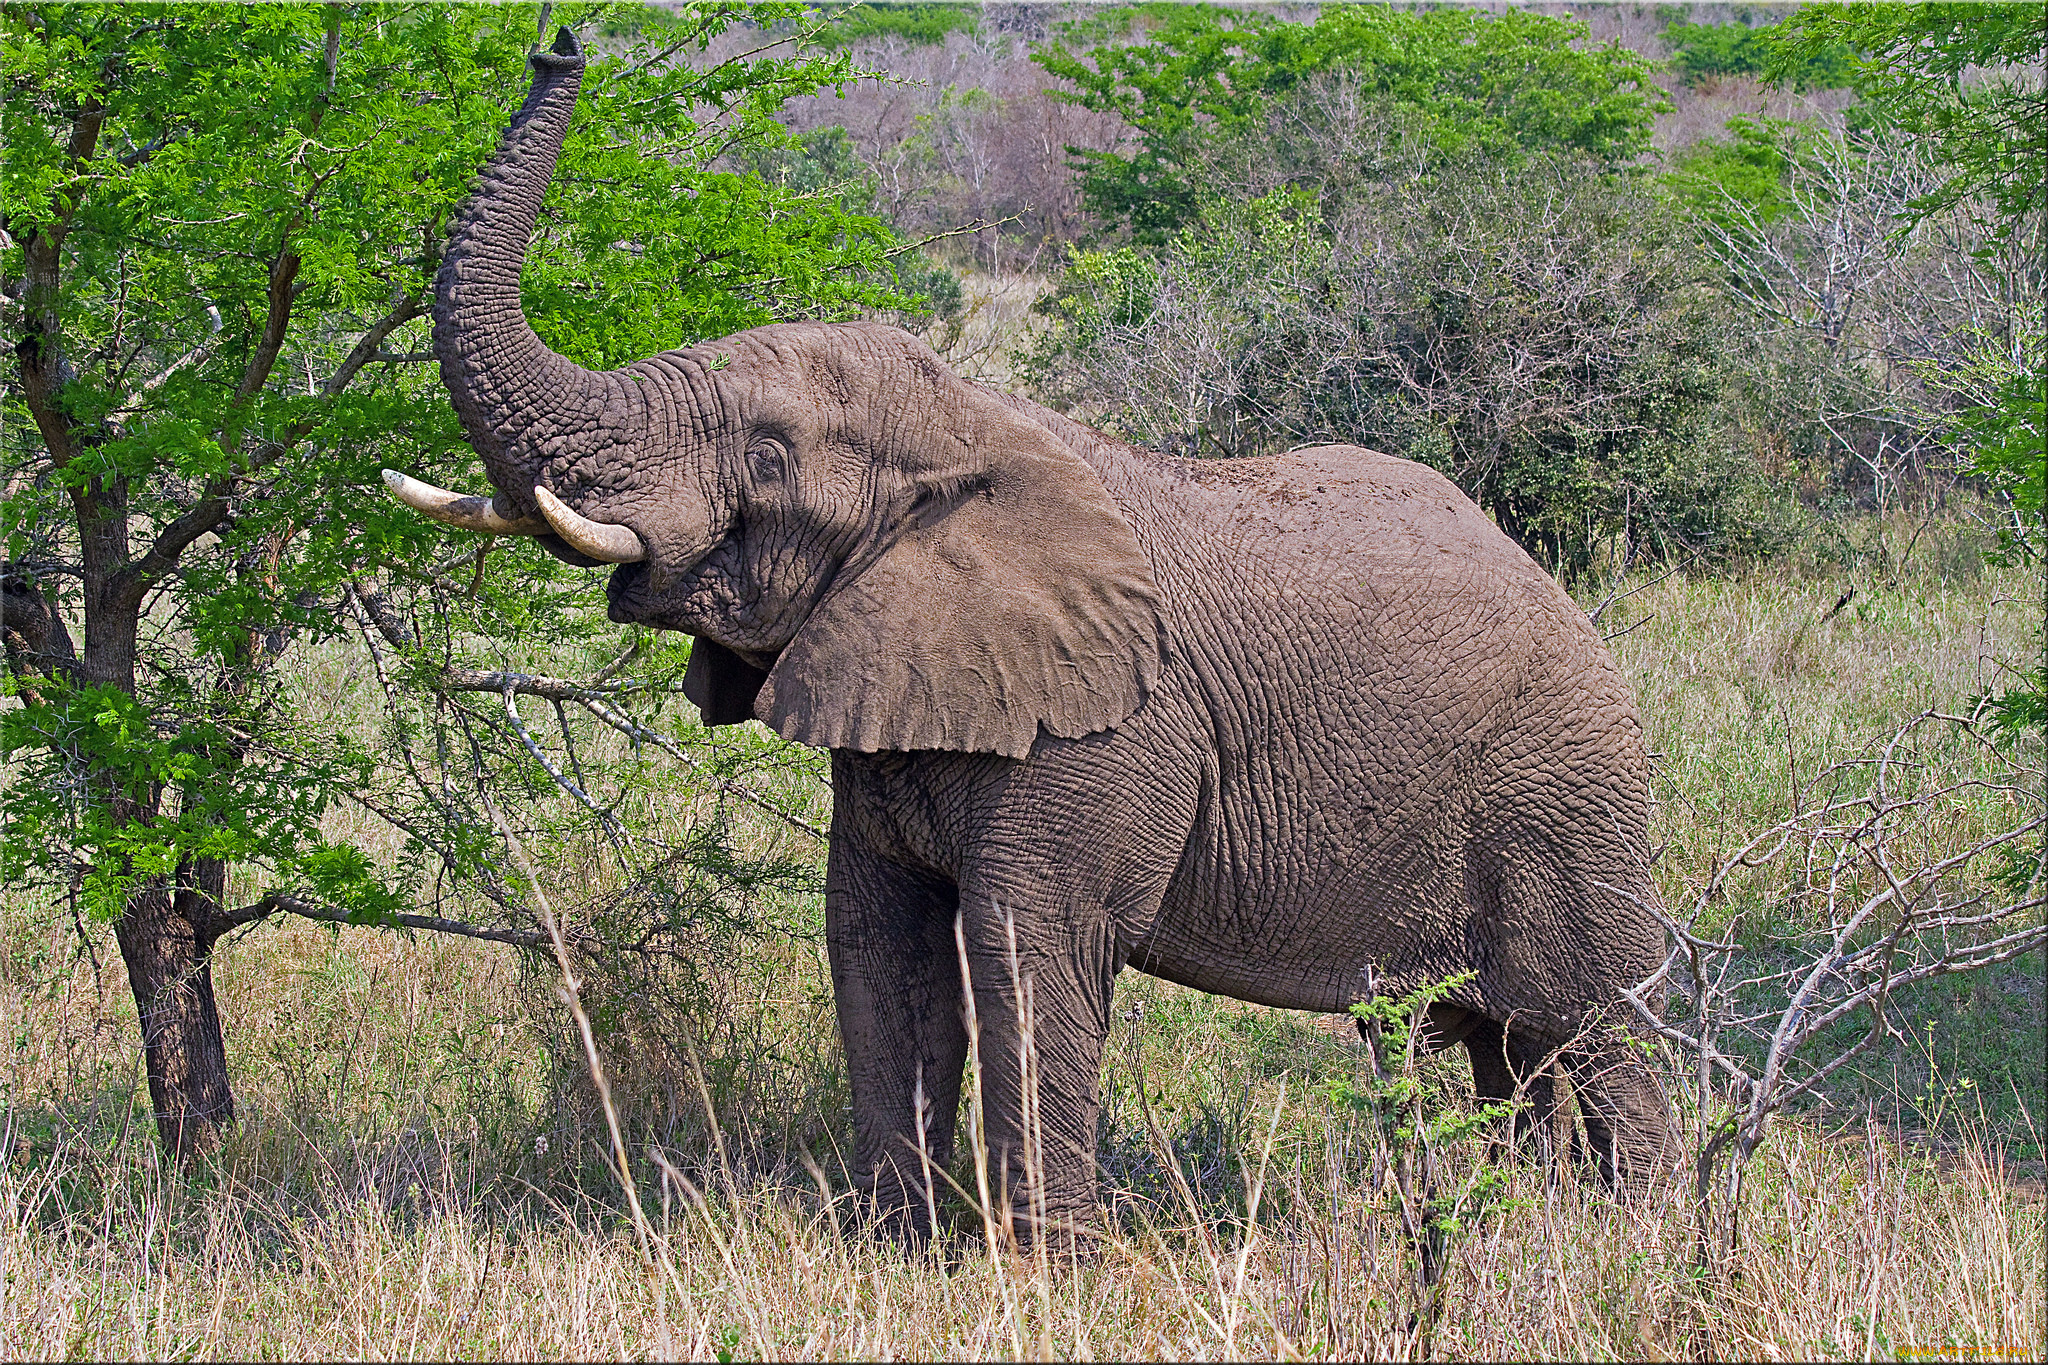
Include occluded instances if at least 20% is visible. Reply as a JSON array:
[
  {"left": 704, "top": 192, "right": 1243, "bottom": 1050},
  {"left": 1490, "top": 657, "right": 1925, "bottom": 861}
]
[
  {"left": 973, "top": 1195, "right": 1104, "bottom": 1263},
  {"left": 852, "top": 1162, "right": 952, "bottom": 1251},
  {"left": 1008, "top": 1213, "right": 1104, "bottom": 1265},
  {"left": 1564, "top": 1038, "right": 1680, "bottom": 1203}
]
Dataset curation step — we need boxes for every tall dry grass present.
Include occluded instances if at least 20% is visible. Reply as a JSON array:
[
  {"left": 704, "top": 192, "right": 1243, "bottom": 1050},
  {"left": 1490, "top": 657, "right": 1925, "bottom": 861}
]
[
  {"left": 3, "top": 544, "right": 2042, "bottom": 1360},
  {"left": 4, "top": 1017, "right": 2039, "bottom": 1360}
]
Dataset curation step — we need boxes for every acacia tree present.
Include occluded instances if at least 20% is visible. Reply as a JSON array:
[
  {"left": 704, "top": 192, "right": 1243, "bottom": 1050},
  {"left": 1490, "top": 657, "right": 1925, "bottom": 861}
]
[{"left": 1, "top": 1, "right": 903, "bottom": 1159}]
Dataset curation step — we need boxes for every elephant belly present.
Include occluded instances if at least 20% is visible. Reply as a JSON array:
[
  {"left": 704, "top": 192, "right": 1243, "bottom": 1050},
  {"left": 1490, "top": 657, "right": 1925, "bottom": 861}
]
[
  {"left": 1129, "top": 782, "right": 1481, "bottom": 1014},
  {"left": 1113, "top": 455, "right": 1565, "bottom": 1015}
]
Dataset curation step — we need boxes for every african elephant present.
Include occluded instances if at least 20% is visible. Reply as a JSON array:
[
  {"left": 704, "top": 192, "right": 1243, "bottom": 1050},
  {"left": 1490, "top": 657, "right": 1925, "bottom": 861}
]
[{"left": 386, "top": 31, "right": 1678, "bottom": 1240}]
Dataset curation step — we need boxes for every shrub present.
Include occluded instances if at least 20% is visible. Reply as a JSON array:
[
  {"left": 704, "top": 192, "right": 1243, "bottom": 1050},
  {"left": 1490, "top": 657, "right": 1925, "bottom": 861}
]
[{"left": 1029, "top": 132, "right": 1791, "bottom": 578}]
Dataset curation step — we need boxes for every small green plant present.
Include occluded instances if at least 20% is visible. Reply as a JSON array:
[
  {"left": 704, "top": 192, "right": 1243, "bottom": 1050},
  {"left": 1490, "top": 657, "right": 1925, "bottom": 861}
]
[{"left": 1334, "top": 970, "right": 1525, "bottom": 1354}]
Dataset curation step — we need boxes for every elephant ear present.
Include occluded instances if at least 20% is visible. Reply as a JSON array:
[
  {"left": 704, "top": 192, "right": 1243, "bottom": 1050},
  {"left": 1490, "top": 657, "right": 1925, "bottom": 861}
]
[
  {"left": 683, "top": 636, "right": 770, "bottom": 727},
  {"left": 757, "top": 415, "right": 1165, "bottom": 758}
]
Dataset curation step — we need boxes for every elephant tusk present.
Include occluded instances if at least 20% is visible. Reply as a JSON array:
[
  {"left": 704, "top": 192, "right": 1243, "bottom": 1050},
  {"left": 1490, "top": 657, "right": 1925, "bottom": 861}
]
[
  {"left": 381, "top": 469, "right": 547, "bottom": 535},
  {"left": 533, "top": 485, "right": 647, "bottom": 564}
]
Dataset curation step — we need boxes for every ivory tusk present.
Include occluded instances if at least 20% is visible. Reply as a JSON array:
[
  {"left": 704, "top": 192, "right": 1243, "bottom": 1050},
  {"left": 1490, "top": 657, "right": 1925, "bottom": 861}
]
[
  {"left": 533, "top": 485, "right": 647, "bottom": 564},
  {"left": 381, "top": 469, "right": 547, "bottom": 535}
]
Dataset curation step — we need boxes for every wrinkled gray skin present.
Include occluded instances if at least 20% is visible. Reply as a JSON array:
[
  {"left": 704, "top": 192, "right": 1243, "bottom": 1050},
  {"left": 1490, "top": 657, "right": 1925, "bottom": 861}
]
[{"left": 431, "top": 35, "right": 1677, "bottom": 1239}]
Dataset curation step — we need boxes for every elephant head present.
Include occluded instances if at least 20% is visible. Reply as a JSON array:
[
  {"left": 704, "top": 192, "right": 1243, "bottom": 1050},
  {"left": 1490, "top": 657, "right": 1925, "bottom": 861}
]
[{"left": 388, "top": 29, "right": 1165, "bottom": 758}]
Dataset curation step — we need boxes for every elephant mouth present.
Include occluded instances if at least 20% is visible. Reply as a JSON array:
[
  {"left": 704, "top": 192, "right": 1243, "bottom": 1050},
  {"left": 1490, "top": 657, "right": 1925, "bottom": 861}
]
[{"left": 603, "top": 536, "right": 755, "bottom": 640}]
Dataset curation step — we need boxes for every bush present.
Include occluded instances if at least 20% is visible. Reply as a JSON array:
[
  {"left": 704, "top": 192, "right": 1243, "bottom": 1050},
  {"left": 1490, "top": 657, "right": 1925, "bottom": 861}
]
[
  {"left": 1662, "top": 18, "right": 1855, "bottom": 91},
  {"left": 1028, "top": 123, "right": 1792, "bottom": 579}
]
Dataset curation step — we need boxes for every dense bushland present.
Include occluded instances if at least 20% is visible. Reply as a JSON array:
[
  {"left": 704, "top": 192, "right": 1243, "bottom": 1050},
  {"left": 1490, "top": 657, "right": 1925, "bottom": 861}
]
[{"left": 1016, "top": 2, "right": 2041, "bottom": 579}]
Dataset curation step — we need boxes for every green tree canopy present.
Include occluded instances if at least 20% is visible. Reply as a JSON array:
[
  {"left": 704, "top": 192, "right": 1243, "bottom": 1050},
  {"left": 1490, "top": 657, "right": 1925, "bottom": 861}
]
[
  {"left": 1661, "top": 17, "right": 1855, "bottom": 91},
  {"left": 1772, "top": 1, "right": 2045, "bottom": 246},
  {"left": 1034, "top": 2, "right": 1668, "bottom": 244}
]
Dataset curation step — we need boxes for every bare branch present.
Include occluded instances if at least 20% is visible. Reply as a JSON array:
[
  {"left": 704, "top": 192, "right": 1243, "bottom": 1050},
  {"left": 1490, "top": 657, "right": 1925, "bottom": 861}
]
[
  {"left": 577, "top": 693, "right": 826, "bottom": 842},
  {"left": 440, "top": 668, "right": 643, "bottom": 703},
  {"left": 219, "top": 891, "right": 677, "bottom": 957},
  {"left": 1631, "top": 697, "right": 2044, "bottom": 1269},
  {"left": 312, "top": 295, "right": 429, "bottom": 400}
]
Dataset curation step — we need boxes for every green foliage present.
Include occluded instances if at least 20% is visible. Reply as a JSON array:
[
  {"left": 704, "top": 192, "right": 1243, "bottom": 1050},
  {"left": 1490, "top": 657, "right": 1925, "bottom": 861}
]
[
  {"left": 1963, "top": 363, "right": 2047, "bottom": 563},
  {"left": 0, "top": 2, "right": 901, "bottom": 950},
  {"left": 1662, "top": 18, "right": 1855, "bottom": 91},
  {"left": 812, "top": 1, "right": 978, "bottom": 50},
  {"left": 0, "top": 677, "right": 388, "bottom": 923},
  {"left": 1965, "top": 363, "right": 2045, "bottom": 887},
  {"left": 1335, "top": 971, "right": 1524, "bottom": 1324},
  {"left": 1035, "top": 3, "right": 1667, "bottom": 244},
  {"left": 732, "top": 123, "right": 870, "bottom": 202},
  {"left": 1666, "top": 114, "right": 1806, "bottom": 228},
  {"left": 1026, "top": 188, "right": 1336, "bottom": 456},
  {"left": 727, "top": 123, "right": 962, "bottom": 325},
  {"left": 1772, "top": 2, "right": 2046, "bottom": 248}
]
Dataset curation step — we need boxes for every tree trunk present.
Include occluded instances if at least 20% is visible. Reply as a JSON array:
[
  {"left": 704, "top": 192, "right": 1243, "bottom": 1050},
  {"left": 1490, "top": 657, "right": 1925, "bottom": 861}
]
[
  {"left": 14, "top": 69, "right": 247, "bottom": 1168},
  {"left": 112, "top": 861, "right": 235, "bottom": 1160}
]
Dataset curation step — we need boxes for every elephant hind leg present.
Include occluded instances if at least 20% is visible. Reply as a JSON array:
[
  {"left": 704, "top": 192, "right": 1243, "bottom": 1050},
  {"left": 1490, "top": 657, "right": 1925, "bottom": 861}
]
[
  {"left": 1464, "top": 1018, "right": 1563, "bottom": 1166},
  {"left": 1563, "top": 1035, "right": 1678, "bottom": 1199}
]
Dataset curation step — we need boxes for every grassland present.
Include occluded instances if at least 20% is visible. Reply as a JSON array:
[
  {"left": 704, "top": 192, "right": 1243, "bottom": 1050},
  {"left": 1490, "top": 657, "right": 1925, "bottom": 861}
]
[{"left": 3, "top": 531, "right": 2042, "bottom": 1360}]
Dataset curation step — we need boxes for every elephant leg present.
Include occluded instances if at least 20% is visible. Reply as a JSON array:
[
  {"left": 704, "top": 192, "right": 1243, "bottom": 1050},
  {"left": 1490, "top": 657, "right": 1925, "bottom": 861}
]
[
  {"left": 1563, "top": 1033, "right": 1677, "bottom": 1199},
  {"left": 1464, "top": 1017, "right": 1561, "bottom": 1165},
  {"left": 826, "top": 837, "right": 969, "bottom": 1239},
  {"left": 955, "top": 899, "right": 1121, "bottom": 1253}
]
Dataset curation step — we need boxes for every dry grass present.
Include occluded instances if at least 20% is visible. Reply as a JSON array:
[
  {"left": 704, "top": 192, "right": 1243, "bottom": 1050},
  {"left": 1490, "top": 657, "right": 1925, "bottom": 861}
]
[
  {"left": 4, "top": 1045, "right": 2039, "bottom": 1360},
  {"left": 924, "top": 270, "right": 1054, "bottom": 388},
  {"left": 3, "top": 541, "right": 2042, "bottom": 1360}
]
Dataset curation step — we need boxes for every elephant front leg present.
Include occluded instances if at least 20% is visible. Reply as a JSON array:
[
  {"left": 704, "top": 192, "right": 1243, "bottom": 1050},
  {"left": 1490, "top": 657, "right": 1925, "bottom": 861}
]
[
  {"left": 827, "top": 842, "right": 969, "bottom": 1239},
  {"left": 956, "top": 902, "right": 1121, "bottom": 1252}
]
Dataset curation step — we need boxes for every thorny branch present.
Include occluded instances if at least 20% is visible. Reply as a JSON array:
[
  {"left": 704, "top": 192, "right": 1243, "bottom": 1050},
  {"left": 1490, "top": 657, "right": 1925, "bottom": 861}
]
[
  {"left": 1618, "top": 706, "right": 2045, "bottom": 1267},
  {"left": 218, "top": 891, "right": 682, "bottom": 958},
  {"left": 325, "top": 573, "right": 825, "bottom": 957},
  {"left": 347, "top": 579, "right": 825, "bottom": 841}
]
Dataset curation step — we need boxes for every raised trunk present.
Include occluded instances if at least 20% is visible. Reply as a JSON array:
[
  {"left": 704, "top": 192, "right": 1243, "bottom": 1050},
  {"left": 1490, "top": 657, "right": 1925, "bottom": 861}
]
[{"left": 434, "top": 28, "right": 609, "bottom": 515}]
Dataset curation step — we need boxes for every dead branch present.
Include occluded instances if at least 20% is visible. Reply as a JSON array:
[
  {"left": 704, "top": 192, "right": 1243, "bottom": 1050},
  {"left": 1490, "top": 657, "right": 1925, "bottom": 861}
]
[
  {"left": 1623, "top": 702, "right": 2045, "bottom": 1270},
  {"left": 219, "top": 890, "right": 677, "bottom": 957}
]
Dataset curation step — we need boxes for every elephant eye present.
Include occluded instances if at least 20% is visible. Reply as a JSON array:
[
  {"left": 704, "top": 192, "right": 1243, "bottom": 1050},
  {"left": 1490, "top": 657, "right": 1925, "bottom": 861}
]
[{"left": 749, "top": 438, "right": 787, "bottom": 482}]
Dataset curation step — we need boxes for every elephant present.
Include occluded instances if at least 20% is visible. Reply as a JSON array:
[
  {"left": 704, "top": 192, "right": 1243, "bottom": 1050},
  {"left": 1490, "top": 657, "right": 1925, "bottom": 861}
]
[{"left": 386, "top": 30, "right": 1678, "bottom": 1242}]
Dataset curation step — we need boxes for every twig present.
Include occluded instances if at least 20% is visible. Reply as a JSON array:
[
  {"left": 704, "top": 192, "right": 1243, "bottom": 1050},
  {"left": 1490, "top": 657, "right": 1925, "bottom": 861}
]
[{"left": 579, "top": 695, "right": 825, "bottom": 841}]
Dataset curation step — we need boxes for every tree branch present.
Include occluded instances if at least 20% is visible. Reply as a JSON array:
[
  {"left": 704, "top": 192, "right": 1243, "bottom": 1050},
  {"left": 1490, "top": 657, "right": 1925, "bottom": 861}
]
[
  {"left": 105, "top": 291, "right": 432, "bottom": 615},
  {"left": 219, "top": 891, "right": 658, "bottom": 956},
  {"left": 440, "top": 667, "right": 645, "bottom": 703},
  {"left": 110, "top": 488, "right": 232, "bottom": 613},
  {"left": 320, "top": 294, "right": 426, "bottom": 399},
  {"left": 13, "top": 97, "right": 106, "bottom": 471},
  {"left": 230, "top": 250, "right": 302, "bottom": 410},
  {"left": 0, "top": 568, "right": 80, "bottom": 704}
]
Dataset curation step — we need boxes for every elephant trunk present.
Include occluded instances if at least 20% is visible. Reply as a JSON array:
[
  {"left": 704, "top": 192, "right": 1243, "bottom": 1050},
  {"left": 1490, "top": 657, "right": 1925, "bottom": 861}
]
[{"left": 434, "top": 27, "right": 609, "bottom": 515}]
